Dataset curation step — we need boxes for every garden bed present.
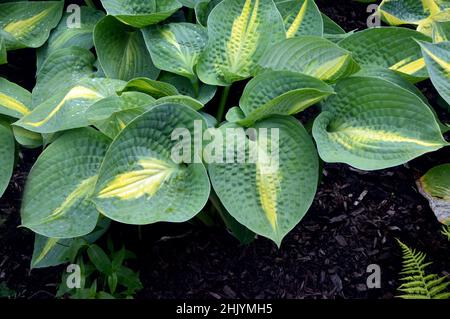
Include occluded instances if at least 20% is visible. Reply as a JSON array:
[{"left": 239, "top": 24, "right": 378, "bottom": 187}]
[{"left": 0, "top": 0, "right": 449, "bottom": 299}]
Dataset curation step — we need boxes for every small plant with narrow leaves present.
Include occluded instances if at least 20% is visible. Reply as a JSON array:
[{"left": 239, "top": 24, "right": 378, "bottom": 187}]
[{"left": 397, "top": 240, "right": 450, "bottom": 299}]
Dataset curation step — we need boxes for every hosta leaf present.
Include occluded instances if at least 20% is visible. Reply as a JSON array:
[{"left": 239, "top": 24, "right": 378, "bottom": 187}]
[
  {"left": 432, "top": 20, "right": 450, "bottom": 42},
  {"left": 417, "top": 163, "right": 450, "bottom": 225},
  {"left": 12, "top": 126, "right": 42, "bottom": 149},
  {"left": 0, "top": 77, "right": 32, "bottom": 118},
  {"left": 378, "top": 0, "right": 438, "bottom": 25},
  {"left": 238, "top": 71, "right": 334, "bottom": 125},
  {"left": 21, "top": 128, "right": 110, "bottom": 238},
  {"left": 418, "top": 40, "right": 450, "bottom": 105},
  {"left": 195, "top": 0, "right": 222, "bottom": 26},
  {"left": 196, "top": 0, "right": 286, "bottom": 86},
  {"left": 150, "top": 95, "right": 205, "bottom": 110},
  {"left": 94, "top": 16, "right": 159, "bottom": 81},
  {"left": 0, "top": 36, "right": 6, "bottom": 65},
  {"left": 32, "top": 47, "right": 97, "bottom": 107},
  {"left": 0, "top": 1, "right": 63, "bottom": 50},
  {"left": 120, "top": 77, "right": 179, "bottom": 98},
  {"left": 338, "top": 27, "right": 431, "bottom": 82},
  {"left": 312, "top": 77, "right": 448, "bottom": 170},
  {"left": 142, "top": 22, "right": 208, "bottom": 80},
  {"left": 0, "top": 121, "right": 14, "bottom": 197},
  {"left": 158, "top": 72, "right": 216, "bottom": 104},
  {"left": 208, "top": 116, "right": 319, "bottom": 246},
  {"left": 36, "top": 6, "right": 105, "bottom": 70},
  {"left": 258, "top": 36, "right": 360, "bottom": 82},
  {"left": 322, "top": 13, "right": 345, "bottom": 35},
  {"left": 87, "top": 91, "right": 155, "bottom": 139},
  {"left": 16, "top": 78, "right": 126, "bottom": 134},
  {"left": 92, "top": 104, "right": 210, "bottom": 225},
  {"left": 99, "top": 0, "right": 182, "bottom": 28},
  {"left": 417, "top": 9, "right": 450, "bottom": 37},
  {"left": 275, "top": 0, "right": 323, "bottom": 37}
]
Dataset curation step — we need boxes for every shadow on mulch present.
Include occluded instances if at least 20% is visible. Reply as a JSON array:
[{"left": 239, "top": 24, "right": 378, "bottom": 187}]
[{"left": 0, "top": 0, "right": 449, "bottom": 300}]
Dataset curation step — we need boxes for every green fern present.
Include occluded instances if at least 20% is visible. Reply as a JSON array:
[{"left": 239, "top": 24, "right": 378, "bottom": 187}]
[
  {"left": 397, "top": 239, "right": 450, "bottom": 299},
  {"left": 442, "top": 226, "right": 450, "bottom": 241}
]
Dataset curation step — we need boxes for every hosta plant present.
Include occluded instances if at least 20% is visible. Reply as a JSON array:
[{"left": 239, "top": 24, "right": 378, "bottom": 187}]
[{"left": 0, "top": 0, "right": 449, "bottom": 266}]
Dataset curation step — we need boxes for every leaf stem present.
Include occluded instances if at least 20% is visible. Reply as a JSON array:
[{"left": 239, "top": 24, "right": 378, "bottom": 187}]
[
  {"left": 84, "top": 0, "right": 96, "bottom": 8},
  {"left": 190, "top": 77, "right": 200, "bottom": 97},
  {"left": 216, "top": 85, "right": 231, "bottom": 123}
]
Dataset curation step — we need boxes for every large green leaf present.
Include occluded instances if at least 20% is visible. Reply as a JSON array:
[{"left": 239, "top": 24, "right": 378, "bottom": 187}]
[
  {"left": 87, "top": 91, "right": 156, "bottom": 139},
  {"left": 142, "top": 22, "right": 208, "bottom": 81},
  {"left": 275, "top": 0, "right": 323, "bottom": 37},
  {"left": 0, "top": 121, "right": 15, "bottom": 197},
  {"left": 36, "top": 6, "right": 105, "bottom": 70},
  {"left": 12, "top": 126, "right": 43, "bottom": 149},
  {"left": 312, "top": 77, "right": 448, "bottom": 170},
  {"left": 94, "top": 16, "right": 159, "bottom": 81},
  {"left": 16, "top": 78, "right": 126, "bottom": 134},
  {"left": 0, "top": 77, "right": 32, "bottom": 118},
  {"left": 418, "top": 40, "right": 450, "bottom": 105},
  {"left": 322, "top": 13, "right": 345, "bottom": 35},
  {"left": 417, "top": 163, "right": 450, "bottom": 225},
  {"left": 32, "top": 47, "right": 97, "bottom": 107},
  {"left": 92, "top": 104, "right": 210, "bottom": 225},
  {"left": 258, "top": 36, "right": 360, "bottom": 82},
  {"left": 237, "top": 70, "right": 334, "bottom": 125},
  {"left": 195, "top": 0, "right": 222, "bottom": 26},
  {"left": 196, "top": 0, "right": 286, "bottom": 86},
  {"left": 158, "top": 72, "right": 217, "bottom": 104},
  {"left": 0, "top": 1, "right": 63, "bottom": 50},
  {"left": 31, "top": 217, "right": 110, "bottom": 269},
  {"left": 21, "top": 128, "right": 110, "bottom": 238},
  {"left": 120, "top": 77, "right": 179, "bottom": 98},
  {"left": 208, "top": 116, "right": 319, "bottom": 246},
  {"left": 338, "top": 27, "right": 432, "bottom": 82},
  {"left": 99, "top": 0, "right": 182, "bottom": 28}
]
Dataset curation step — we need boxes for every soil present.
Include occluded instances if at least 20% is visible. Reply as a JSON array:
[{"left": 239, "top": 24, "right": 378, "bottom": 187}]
[{"left": 0, "top": 0, "right": 449, "bottom": 300}]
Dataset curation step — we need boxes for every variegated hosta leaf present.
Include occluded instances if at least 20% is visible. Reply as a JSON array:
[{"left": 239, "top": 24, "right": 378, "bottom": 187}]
[
  {"left": 0, "top": 121, "right": 15, "bottom": 197},
  {"left": 275, "top": 0, "right": 323, "bottom": 37},
  {"left": 92, "top": 104, "right": 210, "bottom": 225},
  {"left": 208, "top": 116, "right": 319, "bottom": 246},
  {"left": 417, "top": 163, "right": 450, "bottom": 225},
  {"left": 195, "top": 0, "right": 222, "bottom": 26},
  {"left": 142, "top": 22, "right": 208, "bottom": 81},
  {"left": 12, "top": 126, "right": 42, "bottom": 149},
  {"left": 418, "top": 40, "right": 450, "bottom": 105},
  {"left": 36, "top": 6, "right": 105, "bottom": 70},
  {"left": 196, "top": 0, "right": 286, "bottom": 86},
  {"left": 0, "top": 77, "right": 32, "bottom": 118},
  {"left": 158, "top": 72, "right": 217, "bottom": 104},
  {"left": 378, "top": 0, "right": 439, "bottom": 25},
  {"left": 322, "top": 13, "right": 345, "bottom": 35},
  {"left": 237, "top": 70, "right": 334, "bottom": 125},
  {"left": 432, "top": 19, "right": 450, "bottom": 42},
  {"left": 87, "top": 92, "right": 156, "bottom": 139},
  {"left": 417, "top": 9, "right": 450, "bottom": 37},
  {"left": 15, "top": 78, "right": 126, "bottom": 134},
  {"left": 94, "top": 16, "right": 159, "bottom": 81},
  {"left": 120, "top": 77, "right": 179, "bottom": 98},
  {"left": 258, "top": 36, "right": 360, "bottom": 82},
  {"left": 99, "top": 0, "right": 182, "bottom": 28},
  {"left": 312, "top": 77, "right": 448, "bottom": 170},
  {"left": 338, "top": 27, "right": 431, "bottom": 82},
  {"left": 31, "top": 217, "right": 110, "bottom": 269},
  {"left": 21, "top": 128, "right": 110, "bottom": 238},
  {"left": 32, "top": 47, "right": 97, "bottom": 107},
  {"left": 150, "top": 95, "right": 205, "bottom": 110},
  {"left": 0, "top": 1, "right": 63, "bottom": 50}
]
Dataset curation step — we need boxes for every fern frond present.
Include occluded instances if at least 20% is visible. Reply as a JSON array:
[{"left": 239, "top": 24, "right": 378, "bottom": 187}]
[
  {"left": 442, "top": 225, "right": 450, "bottom": 241},
  {"left": 396, "top": 239, "right": 450, "bottom": 299}
]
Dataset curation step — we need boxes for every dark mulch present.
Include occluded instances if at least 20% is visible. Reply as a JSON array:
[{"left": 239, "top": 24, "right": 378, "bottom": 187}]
[{"left": 0, "top": 0, "right": 449, "bottom": 299}]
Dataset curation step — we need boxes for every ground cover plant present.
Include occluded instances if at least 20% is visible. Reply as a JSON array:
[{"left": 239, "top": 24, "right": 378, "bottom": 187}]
[{"left": 0, "top": 0, "right": 449, "bottom": 299}]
